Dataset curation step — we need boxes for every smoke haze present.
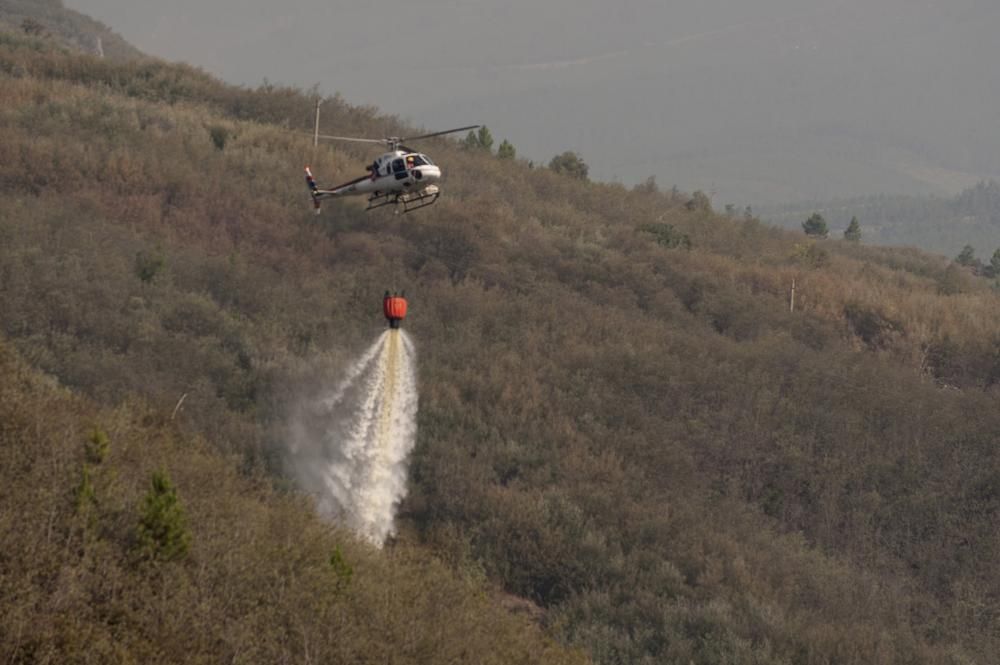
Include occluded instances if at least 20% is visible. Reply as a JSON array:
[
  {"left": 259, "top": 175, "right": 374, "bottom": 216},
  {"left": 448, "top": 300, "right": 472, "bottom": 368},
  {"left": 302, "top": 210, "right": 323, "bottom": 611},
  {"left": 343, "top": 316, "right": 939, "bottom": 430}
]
[{"left": 67, "top": 0, "right": 1000, "bottom": 204}]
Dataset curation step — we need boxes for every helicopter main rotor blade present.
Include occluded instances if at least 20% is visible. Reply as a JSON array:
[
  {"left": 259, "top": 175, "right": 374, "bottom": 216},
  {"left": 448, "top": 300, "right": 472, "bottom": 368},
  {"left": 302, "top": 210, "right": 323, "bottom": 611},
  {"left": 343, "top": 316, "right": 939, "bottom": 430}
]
[
  {"left": 400, "top": 125, "right": 481, "bottom": 142},
  {"left": 315, "top": 134, "right": 386, "bottom": 144}
]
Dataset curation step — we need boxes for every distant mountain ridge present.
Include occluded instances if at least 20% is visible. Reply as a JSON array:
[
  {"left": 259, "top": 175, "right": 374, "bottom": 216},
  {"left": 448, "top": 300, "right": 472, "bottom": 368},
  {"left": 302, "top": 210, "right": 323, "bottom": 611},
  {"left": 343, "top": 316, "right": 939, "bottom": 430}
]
[{"left": 759, "top": 180, "right": 1000, "bottom": 257}]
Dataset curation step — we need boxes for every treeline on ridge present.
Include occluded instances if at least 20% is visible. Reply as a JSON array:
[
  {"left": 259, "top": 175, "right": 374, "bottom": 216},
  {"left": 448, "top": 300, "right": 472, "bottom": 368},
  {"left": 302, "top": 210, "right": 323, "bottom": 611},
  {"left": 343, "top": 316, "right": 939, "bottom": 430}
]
[{"left": 760, "top": 179, "right": 1000, "bottom": 258}]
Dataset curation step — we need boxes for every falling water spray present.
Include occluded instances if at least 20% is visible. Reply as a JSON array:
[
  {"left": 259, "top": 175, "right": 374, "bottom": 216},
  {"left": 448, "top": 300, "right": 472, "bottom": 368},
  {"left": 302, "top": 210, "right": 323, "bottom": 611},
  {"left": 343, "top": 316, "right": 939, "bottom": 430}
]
[{"left": 289, "top": 329, "right": 418, "bottom": 546}]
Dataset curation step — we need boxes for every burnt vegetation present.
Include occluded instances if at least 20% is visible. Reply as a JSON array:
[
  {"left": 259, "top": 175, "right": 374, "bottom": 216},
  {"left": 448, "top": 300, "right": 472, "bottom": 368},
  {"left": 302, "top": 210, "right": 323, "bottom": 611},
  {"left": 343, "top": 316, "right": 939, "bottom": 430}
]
[{"left": 2, "top": 25, "right": 1000, "bottom": 665}]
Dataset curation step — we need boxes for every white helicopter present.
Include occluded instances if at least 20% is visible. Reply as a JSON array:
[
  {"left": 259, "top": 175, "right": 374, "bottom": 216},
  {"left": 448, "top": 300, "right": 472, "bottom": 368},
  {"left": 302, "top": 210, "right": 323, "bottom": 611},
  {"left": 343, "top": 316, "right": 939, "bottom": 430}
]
[{"left": 305, "top": 124, "right": 479, "bottom": 214}]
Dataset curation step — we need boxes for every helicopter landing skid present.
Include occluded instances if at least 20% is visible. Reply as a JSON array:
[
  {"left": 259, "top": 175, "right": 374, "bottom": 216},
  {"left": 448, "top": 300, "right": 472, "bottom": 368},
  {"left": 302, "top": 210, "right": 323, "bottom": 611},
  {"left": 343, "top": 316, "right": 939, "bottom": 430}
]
[{"left": 366, "top": 186, "right": 441, "bottom": 213}]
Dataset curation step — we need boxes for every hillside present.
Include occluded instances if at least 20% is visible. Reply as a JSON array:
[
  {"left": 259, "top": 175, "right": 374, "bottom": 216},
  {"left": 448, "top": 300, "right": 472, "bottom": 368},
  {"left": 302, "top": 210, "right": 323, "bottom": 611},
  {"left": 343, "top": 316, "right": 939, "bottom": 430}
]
[
  {"left": 0, "top": 0, "right": 140, "bottom": 60},
  {"left": 0, "top": 340, "right": 583, "bottom": 663},
  {"left": 2, "top": 29, "right": 1000, "bottom": 664},
  {"left": 759, "top": 180, "right": 1000, "bottom": 258}
]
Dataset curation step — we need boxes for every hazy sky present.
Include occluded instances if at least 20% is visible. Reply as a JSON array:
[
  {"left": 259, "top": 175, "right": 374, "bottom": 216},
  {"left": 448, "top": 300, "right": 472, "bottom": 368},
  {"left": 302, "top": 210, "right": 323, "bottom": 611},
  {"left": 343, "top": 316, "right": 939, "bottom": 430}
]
[{"left": 68, "top": 0, "right": 1000, "bottom": 205}]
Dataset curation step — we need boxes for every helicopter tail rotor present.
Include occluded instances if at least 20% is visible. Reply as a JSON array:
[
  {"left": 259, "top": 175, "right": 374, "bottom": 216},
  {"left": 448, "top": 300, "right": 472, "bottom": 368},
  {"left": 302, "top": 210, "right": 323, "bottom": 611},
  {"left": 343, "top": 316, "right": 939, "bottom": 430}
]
[{"left": 304, "top": 166, "right": 322, "bottom": 214}]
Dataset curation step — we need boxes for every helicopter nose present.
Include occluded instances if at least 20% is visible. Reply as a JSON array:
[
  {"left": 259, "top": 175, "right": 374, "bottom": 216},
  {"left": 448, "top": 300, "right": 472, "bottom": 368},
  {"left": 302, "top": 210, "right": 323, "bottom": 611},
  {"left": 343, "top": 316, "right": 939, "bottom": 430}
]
[{"left": 418, "top": 165, "right": 441, "bottom": 183}]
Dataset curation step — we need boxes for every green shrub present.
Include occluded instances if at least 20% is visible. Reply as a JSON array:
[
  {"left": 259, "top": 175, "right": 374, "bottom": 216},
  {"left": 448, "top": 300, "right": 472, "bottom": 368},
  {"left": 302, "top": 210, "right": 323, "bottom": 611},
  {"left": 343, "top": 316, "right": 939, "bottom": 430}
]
[{"left": 136, "top": 470, "right": 191, "bottom": 562}]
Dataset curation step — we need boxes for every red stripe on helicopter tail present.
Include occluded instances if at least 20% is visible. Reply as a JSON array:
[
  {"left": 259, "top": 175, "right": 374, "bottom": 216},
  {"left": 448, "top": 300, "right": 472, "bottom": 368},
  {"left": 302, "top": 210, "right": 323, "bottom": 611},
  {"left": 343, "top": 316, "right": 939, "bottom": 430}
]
[{"left": 305, "top": 166, "right": 319, "bottom": 191}]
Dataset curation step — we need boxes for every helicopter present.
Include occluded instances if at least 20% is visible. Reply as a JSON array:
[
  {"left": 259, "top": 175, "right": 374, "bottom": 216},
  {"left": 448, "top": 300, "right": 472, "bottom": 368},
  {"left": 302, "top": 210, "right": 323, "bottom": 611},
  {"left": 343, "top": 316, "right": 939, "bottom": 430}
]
[{"left": 305, "top": 124, "right": 479, "bottom": 214}]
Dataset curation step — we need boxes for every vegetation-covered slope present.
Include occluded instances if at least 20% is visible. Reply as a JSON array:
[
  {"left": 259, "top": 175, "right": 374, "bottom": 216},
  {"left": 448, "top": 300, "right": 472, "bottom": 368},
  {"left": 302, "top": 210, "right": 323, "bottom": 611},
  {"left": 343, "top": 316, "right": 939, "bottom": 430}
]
[
  {"left": 0, "top": 340, "right": 584, "bottom": 663},
  {"left": 0, "top": 0, "right": 141, "bottom": 61},
  {"left": 2, "top": 30, "right": 1000, "bottom": 664}
]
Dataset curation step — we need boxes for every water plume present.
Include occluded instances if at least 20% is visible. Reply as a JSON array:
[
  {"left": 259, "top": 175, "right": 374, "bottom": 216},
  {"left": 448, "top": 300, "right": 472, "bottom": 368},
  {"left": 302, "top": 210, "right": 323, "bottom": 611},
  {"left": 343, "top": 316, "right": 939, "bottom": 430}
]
[{"left": 289, "top": 330, "right": 418, "bottom": 546}]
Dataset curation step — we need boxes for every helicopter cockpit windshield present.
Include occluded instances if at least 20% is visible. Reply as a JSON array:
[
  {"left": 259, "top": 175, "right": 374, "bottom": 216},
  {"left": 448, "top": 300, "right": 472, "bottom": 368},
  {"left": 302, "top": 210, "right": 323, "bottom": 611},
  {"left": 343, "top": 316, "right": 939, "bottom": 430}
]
[{"left": 404, "top": 154, "right": 433, "bottom": 168}]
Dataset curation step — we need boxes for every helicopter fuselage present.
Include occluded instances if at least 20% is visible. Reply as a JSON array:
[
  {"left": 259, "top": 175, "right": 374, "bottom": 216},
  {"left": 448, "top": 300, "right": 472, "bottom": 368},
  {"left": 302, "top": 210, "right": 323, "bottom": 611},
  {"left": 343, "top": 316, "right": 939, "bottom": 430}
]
[
  {"left": 306, "top": 123, "right": 476, "bottom": 213},
  {"left": 306, "top": 150, "right": 444, "bottom": 213},
  {"left": 326, "top": 151, "right": 441, "bottom": 196}
]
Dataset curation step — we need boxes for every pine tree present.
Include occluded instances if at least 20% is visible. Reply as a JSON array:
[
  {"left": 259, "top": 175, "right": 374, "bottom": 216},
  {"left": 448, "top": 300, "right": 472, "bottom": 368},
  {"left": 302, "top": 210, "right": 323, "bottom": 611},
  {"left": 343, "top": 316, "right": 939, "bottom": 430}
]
[
  {"left": 76, "top": 429, "right": 110, "bottom": 531},
  {"left": 991, "top": 248, "right": 1000, "bottom": 277},
  {"left": 476, "top": 126, "right": 494, "bottom": 153},
  {"left": 136, "top": 470, "right": 191, "bottom": 562},
  {"left": 956, "top": 244, "right": 977, "bottom": 267},
  {"left": 85, "top": 427, "right": 110, "bottom": 465},
  {"left": 497, "top": 139, "right": 516, "bottom": 160},
  {"left": 462, "top": 126, "right": 495, "bottom": 153},
  {"left": 844, "top": 216, "right": 862, "bottom": 242},
  {"left": 548, "top": 151, "right": 589, "bottom": 180},
  {"left": 633, "top": 176, "right": 658, "bottom": 194},
  {"left": 686, "top": 190, "right": 712, "bottom": 212},
  {"left": 802, "top": 213, "right": 829, "bottom": 238},
  {"left": 462, "top": 130, "right": 478, "bottom": 150},
  {"left": 75, "top": 465, "right": 97, "bottom": 514},
  {"left": 329, "top": 545, "right": 353, "bottom": 592},
  {"left": 135, "top": 249, "right": 165, "bottom": 283}
]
